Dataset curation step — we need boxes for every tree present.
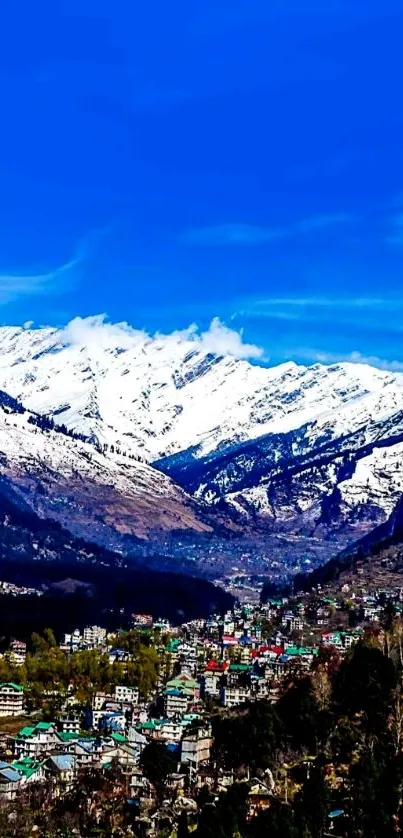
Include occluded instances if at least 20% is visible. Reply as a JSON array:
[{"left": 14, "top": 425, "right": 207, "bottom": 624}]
[
  {"left": 349, "top": 748, "right": 400, "bottom": 838},
  {"left": 212, "top": 701, "right": 282, "bottom": 773},
  {"left": 43, "top": 628, "right": 57, "bottom": 648},
  {"left": 277, "top": 676, "right": 327, "bottom": 753},
  {"left": 294, "top": 764, "right": 330, "bottom": 838},
  {"left": 197, "top": 783, "right": 248, "bottom": 838},
  {"left": 333, "top": 642, "right": 396, "bottom": 734},
  {"left": 139, "top": 741, "right": 177, "bottom": 788},
  {"left": 177, "top": 811, "right": 190, "bottom": 837},
  {"left": 248, "top": 800, "right": 298, "bottom": 838}
]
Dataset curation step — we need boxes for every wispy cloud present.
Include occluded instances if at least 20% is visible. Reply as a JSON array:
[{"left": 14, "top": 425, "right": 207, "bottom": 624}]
[
  {"left": 0, "top": 253, "right": 82, "bottom": 304},
  {"left": 180, "top": 223, "right": 285, "bottom": 246},
  {"left": 181, "top": 213, "right": 355, "bottom": 246},
  {"left": 62, "top": 314, "right": 264, "bottom": 361},
  {"left": 288, "top": 346, "right": 403, "bottom": 373},
  {"left": 246, "top": 296, "right": 397, "bottom": 311},
  {"left": 236, "top": 296, "right": 403, "bottom": 328},
  {"left": 0, "top": 227, "right": 108, "bottom": 305}
]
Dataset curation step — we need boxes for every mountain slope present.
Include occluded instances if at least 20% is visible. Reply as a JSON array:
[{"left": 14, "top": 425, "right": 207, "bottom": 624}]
[
  {"left": 286, "top": 495, "right": 403, "bottom": 596},
  {"left": 0, "top": 390, "right": 212, "bottom": 548},
  {"left": 1, "top": 323, "right": 403, "bottom": 569},
  {"left": 0, "top": 324, "right": 401, "bottom": 464},
  {"left": 0, "top": 487, "right": 233, "bottom": 636}
]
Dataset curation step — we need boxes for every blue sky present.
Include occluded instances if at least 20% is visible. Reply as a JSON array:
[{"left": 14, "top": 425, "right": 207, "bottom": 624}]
[{"left": 1, "top": 0, "right": 403, "bottom": 368}]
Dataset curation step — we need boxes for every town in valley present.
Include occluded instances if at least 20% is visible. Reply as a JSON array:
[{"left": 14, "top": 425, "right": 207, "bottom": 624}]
[{"left": 0, "top": 572, "right": 401, "bottom": 836}]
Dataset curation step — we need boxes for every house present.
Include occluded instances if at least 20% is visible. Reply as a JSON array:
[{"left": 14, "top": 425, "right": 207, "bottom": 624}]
[
  {"left": 11, "top": 757, "right": 46, "bottom": 787},
  {"left": 114, "top": 685, "right": 139, "bottom": 705},
  {"left": 220, "top": 684, "right": 251, "bottom": 708},
  {"left": 90, "top": 691, "right": 133, "bottom": 729},
  {"left": 127, "top": 727, "right": 148, "bottom": 752},
  {"left": 0, "top": 683, "right": 24, "bottom": 716},
  {"left": 158, "top": 720, "right": 184, "bottom": 742},
  {"left": 46, "top": 754, "right": 77, "bottom": 792},
  {"left": 61, "top": 628, "right": 82, "bottom": 652},
  {"left": 226, "top": 663, "right": 252, "bottom": 687},
  {"left": 108, "top": 648, "right": 131, "bottom": 665},
  {"left": 163, "top": 688, "right": 192, "bottom": 718},
  {"left": 130, "top": 767, "right": 152, "bottom": 798},
  {"left": 165, "top": 674, "right": 199, "bottom": 700},
  {"left": 201, "top": 661, "right": 228, "bottom": 698},
  {"left": 91, "top": 700, "right": 130, "bottom": 730},
  {"left": 0, "top": 762, "right": 22, "bottom": 802},
  {"left": 83, "top": 625, "right": 107, "bottom": 647},
  {"left": 320, "top": 630, "right": 361, "bottom": 651},
  {"left": 281, "top": 612, "right": 304, "bottom": 633},
  {"left": 246, "top": 778, "right": 273, "bottom": 820},
  {"left": 181, "top": 725, "right": 212, "bottom": 769},
  {"left": 8, "top": 640, "right": 27, "bottom": 667},
  {"left": 101, "top": 741, "right": 139, "bottom": 769},
  {"left": 14, "top": 723, "right": 59, "bottom": 759},
  {"left": 58, "top": 717, "right": 81, "bottom": 734},
  {"left": 132, "top": 614, "right": 153, "bottom": 628},
  {"left": 321, "top": 631, "right": 344, "bottom": 649},
  {"left": 72, "top": 739, "right": 102, "bottom": 770}
]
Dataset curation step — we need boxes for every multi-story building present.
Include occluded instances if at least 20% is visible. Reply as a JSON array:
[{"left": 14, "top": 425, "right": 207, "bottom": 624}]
[
  {"left": 14, "top": 723, "right": 59, "bottom": 758},
  {"left": 0, "top": 683, "right": 24, "bottom": 717},
  {"left": 83, "top": 625, "right": 107, "bottom": 647},
  {"left": 163, "top": 688, "right": 192, "bottom": 718},
  {"left": 281, "top": 612, "right": 304, "bottom": 633},
  {"left": 58, "top": 717, "right": 81, "bottom": 734},
  {"left": 114, "top": 685, "right": 139, "bottom": 704},
  {"left": 220, "top": 684, "right": 251, "bottom": 708},
  {"left": 201, "top": 661, "right": 228, "bottom": 698},
  {"left": 61, "top": 629, "right": 82, "bottom": 652},
  {"left": 8, "top": 641, "right": 27, "bottom": 667},
  {"left": 181, "top": 725, "right": 212, "bottom": 768}
]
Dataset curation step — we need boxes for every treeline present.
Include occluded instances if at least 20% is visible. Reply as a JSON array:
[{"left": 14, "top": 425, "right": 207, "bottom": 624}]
[
  {"left": 0, "top": 560, "right": 233, "bottom": 641},
  {"left": 196, "top": 630, "right": 403, "bottom": 837},
  {"left": 27, "top": 412, "right": 145, "bottom": 462}
]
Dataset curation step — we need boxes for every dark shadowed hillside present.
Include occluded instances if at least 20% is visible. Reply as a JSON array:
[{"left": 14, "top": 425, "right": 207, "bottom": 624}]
[
  {"left": 286, "top": 495, "right": 403, "bottom": 595},
  {"left": 0, "top": 485, "right": 233, "bottom": 641}
]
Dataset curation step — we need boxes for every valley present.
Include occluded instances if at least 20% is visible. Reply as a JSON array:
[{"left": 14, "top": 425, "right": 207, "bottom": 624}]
[{"left": 0, "top": 321, "right": 402, "bottom": 585}]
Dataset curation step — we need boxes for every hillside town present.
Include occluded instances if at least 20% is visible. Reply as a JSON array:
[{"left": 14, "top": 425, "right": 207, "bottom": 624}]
[{"left": 0, "top": 580, "right": 402, "bottom": 835}]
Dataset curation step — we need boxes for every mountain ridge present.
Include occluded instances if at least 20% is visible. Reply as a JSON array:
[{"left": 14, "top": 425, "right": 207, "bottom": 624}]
[{"left": 0, "top": 322, "right": 403, "bottom": 575}]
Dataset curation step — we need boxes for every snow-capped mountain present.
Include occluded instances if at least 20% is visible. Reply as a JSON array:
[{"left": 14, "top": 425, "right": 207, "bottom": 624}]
[
  {"left": 0, "top": 322, "right": 401, "bottom": 463},
  {"left": 0, "top": 319, "right": 403, "bottom": 567},
  {"left": 0, "top": 389, "right": 212, "bottom": 549}
]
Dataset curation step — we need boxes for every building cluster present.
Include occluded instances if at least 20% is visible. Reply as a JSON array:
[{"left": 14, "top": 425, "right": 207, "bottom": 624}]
[
  {"left": 60, "top": 625, "right": 107, "bottom": 652},
  {"left": 0, "top": 581, "right": 43, "bottom": 597},
  {"left": 0, "top": 584, "right": 399, "bottom": 831}
]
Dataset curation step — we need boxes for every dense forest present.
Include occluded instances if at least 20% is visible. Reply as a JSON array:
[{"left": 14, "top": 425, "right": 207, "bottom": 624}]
[
  {"left": 0, "top": 485, "right": 233, "bottom": 640},
  {"left": 196, "top": 633, "right": 403, "bottom": 837}
]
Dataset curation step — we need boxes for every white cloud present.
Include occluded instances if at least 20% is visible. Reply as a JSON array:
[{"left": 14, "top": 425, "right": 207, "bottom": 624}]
[
  {"left": 289, "top": 346, "right": 403, "bottom": 373},
  {"left": 199, "top": 317, "right": 264, "bottom": 359},
  {"left": 62, "top": 314, "right": 264, "bottom": 360},
  {"left": 63, "top": 314, "right": 145, "bottom": 349}
]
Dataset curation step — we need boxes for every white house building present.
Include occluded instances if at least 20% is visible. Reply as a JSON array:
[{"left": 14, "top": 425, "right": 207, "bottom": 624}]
[{"left": 0, "top": 683, "right": 24, "bottom": 717}]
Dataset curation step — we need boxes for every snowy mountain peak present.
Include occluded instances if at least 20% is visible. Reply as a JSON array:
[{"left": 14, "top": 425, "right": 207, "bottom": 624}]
[
  {"left": 0, "top": 318, "right": 402, "bottom": 571},
  {"left": 0, "top": 320, "right": 401, "bottom": 466}
]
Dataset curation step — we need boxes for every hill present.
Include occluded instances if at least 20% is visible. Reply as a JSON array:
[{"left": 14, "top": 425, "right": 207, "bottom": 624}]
[{"left": 0, "top": 484, "right": 233, "bottom": 640}]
